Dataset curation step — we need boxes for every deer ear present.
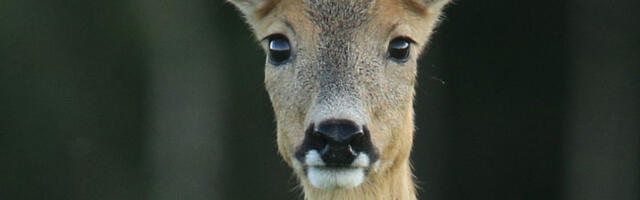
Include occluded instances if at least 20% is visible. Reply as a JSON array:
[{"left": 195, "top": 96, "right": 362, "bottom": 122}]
[
  {"left": 227, "top": 0, "right": 275, "bottom": 19},
  {"left": 416, "top": 0, "right": 451, "bottom": 13}
]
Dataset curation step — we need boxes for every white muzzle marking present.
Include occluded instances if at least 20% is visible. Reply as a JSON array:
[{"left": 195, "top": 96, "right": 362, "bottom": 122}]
[{"left": 304, "top": 150, "right": 371, "bottom": 190}]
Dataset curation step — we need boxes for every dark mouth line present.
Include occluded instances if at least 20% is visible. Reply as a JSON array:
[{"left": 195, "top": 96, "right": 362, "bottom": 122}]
[
  {"left": 303, "top": 165, "right": 373, "bottom": 176},
  {"left": 309, "top": 165, "right": 362, "bottom": 169}
]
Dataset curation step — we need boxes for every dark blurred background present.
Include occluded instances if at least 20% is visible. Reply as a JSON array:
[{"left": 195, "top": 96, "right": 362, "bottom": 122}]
[{"left": 1, "top": 0, "right": 638, "bottom": 199}]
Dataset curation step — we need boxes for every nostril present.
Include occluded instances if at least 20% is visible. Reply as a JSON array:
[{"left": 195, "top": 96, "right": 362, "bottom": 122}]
[
  {"left": 354, "top": 131, "right": 364, "bottom": 137},
  {"left": 304, "top": 123, "right": 327, "bottom": 150}
]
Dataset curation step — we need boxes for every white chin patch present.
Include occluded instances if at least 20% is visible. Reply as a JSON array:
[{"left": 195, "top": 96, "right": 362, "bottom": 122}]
[
  {"left": 304, "top": 150, "right": 370, "bottom": 190},
  {"left": 308, "top": 167, "right": 365, "bottom": 190}
]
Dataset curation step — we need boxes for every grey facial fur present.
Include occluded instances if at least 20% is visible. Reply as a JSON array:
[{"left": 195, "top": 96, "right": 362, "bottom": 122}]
[{"left": 303, "top": 0, "right": 379, "bottom": 125}]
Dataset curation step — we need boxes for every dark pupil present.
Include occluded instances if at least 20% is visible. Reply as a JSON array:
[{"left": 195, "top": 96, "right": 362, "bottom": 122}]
[
  {"left": 389, "top": 39, "right": 410, "bottom": 61},
  {"left": 269, "top": 37, "right": 291, "bottom": 63}
]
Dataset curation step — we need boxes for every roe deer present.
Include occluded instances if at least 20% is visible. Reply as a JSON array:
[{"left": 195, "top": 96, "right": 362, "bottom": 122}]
[{"left": 229, "top": 0, "right": 451, "bottom": 199}]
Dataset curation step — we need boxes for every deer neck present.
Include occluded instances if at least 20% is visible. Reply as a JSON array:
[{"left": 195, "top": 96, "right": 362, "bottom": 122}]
[{"left": 301, "top": 155, "right": 415, "bottom": 200}]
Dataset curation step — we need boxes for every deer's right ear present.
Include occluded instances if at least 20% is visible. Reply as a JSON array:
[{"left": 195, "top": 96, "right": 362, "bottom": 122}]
[
  {"left": 413, "top": 0, "right": 451, "bottom": 13},
  {"left": 227, "top": 0, "right": 277, "bottom": 20}
]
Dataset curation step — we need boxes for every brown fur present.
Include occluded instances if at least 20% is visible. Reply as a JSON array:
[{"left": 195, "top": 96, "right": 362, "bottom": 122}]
[
  {"left": 255, "top": 0, "right": 281, "bottom": 19},
  {"left": 228, "top": 0, "right": 451, "bottom": 199}
]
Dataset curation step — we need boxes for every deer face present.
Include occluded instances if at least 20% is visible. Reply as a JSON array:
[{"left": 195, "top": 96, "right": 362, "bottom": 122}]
[{"left": 230, "top": 0, "right": 449, "bottom": 191}]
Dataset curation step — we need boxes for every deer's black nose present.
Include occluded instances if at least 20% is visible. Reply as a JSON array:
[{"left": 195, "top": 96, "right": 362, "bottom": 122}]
[
  {"left": 295, "top": 119, "right": 379, "bottom": 168},
  {"left": 313, "top": 119, "right": 364, "bottom": 166}
]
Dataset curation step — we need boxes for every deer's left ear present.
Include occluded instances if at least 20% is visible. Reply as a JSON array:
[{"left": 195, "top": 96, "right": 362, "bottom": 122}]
[
  {"left": 227, "top": 0, "right": 277, "bottom": 20},
  {"left": 416, "top": 0, "right": 451, "bottom": 13}
]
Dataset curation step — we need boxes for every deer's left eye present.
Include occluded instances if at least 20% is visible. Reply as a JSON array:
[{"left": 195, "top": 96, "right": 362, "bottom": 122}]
[
  {"left": 388, "top": 38, "right": 411, "bottom": 62},
  {"left": 268, "top": 35, "right": 291, "bottom": 64}
]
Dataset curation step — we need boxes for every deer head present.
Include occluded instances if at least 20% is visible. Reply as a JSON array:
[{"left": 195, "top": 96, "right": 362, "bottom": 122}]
[{"left": 228, "top": 0, "right": 450, "bottom": 198}]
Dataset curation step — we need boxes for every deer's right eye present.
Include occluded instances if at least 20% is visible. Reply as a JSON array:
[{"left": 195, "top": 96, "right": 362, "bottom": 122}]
[
  {"left": 268, "top": 35, "right": 291, "bottom": 64},
  {"left": 388, "top": 37, "right": 411, "bottom": 62}
]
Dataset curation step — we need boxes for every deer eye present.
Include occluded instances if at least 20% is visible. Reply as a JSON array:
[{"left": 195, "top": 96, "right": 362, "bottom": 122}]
[
  {"left": 388, "top": 38, "right": 411, "bottom": 62},
  {"left": 268, "top": 35, "right": 291, "bottom": 64}
]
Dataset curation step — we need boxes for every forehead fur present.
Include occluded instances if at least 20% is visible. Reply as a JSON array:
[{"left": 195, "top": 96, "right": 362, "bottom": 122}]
[
  {"left": 306, "top": 0, "right": 373, "bottom": 31},
  {"left": 248, "top": 0, "right": 446, "bottom": 44},
  {"left": 254, "top": 0, "right": 432, "bottom": 20}
]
